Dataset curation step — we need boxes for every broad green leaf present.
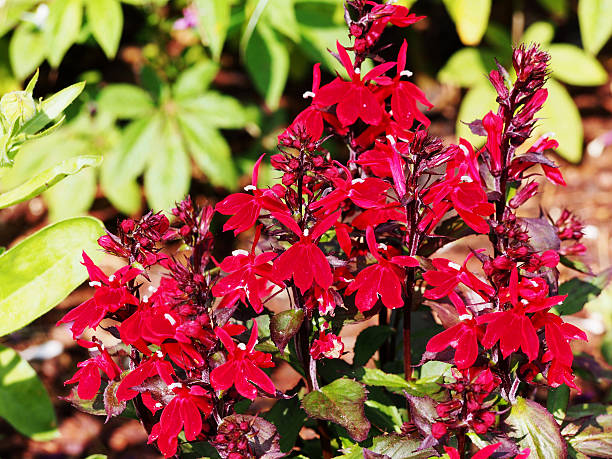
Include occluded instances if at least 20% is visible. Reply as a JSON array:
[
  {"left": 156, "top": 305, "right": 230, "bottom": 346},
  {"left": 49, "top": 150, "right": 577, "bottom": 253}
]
[
  {"left": 21, "top": 81, "right": 86, "bottom": 135},
  {"left": 84, "top": 455, "right": 108, "bottom": 459},
  {"left": 0, "top": 155, "right": 100, "bottom": 209},
  {"left": 365, "top": 399, "right": 403, "bottom": 431},
  {"left": 9, "top": 22, "right": 45, "bottom": 80},
  {"left": 537, "top": 0, "right": 569, "bottom": 18},
  {"left": 173, "top": 61, "right": 219, "bottom": 99},
  {"left": 44, "top": 166, "right": 97, "bottom": 221},
  {"left": 353, "top": 325, "right": 393, "bottom": 367},
  {"left": 456, "top": 82, "right": 498, "bottom": 144},
  {"left": 565, "top": 413, "right": 612, "bottom": 457},
  {"left": 97, "top": 84, "right": 155, "bottom": 120},
  {"left": 0, "top": 0, "right": 39, "bottom": 36},
  {"left": 264, "top": 397, "right": 307, "bottom": 452},
  {"left": 144, "top": 118, "right": 190, "bottom": 211},
  {"left": 270, "top": 309, "right": 304, "bottom": 355},
  {"left": 178, "top": 112, "right": 238, "bottom": 189},
  {"left": 45, "top": 0, "right": 84, "bottom": 67},
  {"left": 506, "top": 396, "right": 567, "bottom": 458},
  {"left": 85, "top": 0, "right": 122, "bottom": 58},
  {"left": 437, "top": 47, "right": 496, "bottom": 88},
  {"left": 578, "top": 0, "right": 612, "bottom": 55},
  {"left": 244, "top": 22, "right": 289, "bottom": 110},
  {"left": 548, "top": 44, "right": 608, "bottom": 86},
  {"left": 178, "top": 92, "right": 250, "bottom": 129},
  {"left": 443, "top": 0, "right": 491, "bottom": 46},
  {"left": 259, "top": 0, "right": 300, "bottom": 42},
  {"left": 0, "top": 216, "right": 105, "bottom": 337},
  {"left": 195, "top": 0, "right": 232, "bottom": 61},
  {"left": 369, "top": 434, "right": 436, "bottom": 458},
  {"left": 554, "top": 271, "right": 611, "bottom": 315},
  {"left": 536, "top": 79, "right": 583, "bottom": 163},
  {"left": 547, "top": 384, "right": 569, "bottom": 422},
  {"left": 522, "top": 21, "right": 555, "bottom": 46},
  {"left": 301, "top": 378, "right": 370, "bottom": 442},
  {"left": 0, "top": 344, "right": 58, "bottom": 440}
]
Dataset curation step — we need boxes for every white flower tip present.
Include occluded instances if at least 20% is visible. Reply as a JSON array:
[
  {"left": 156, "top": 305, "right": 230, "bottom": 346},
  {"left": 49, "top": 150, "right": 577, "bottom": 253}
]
[
  {"left": 232, "top": 249, "right": 249, "bottom": 257},
  {"left": 459, "top": 314, "right": 472, "bottom": 321},
  {"left": 302, "top": 91, "right": 316, "bottom": 99},
  {"left": 108, "top": 275, "right": 116, "bottom": 282},
  {"left": 459, "top": 144, "right": 470, "bottom": 156},
  {"left": 378, "top": 243, "right": 388, "bottom": 250},
  {"left": 244, "top": 184, "right": 256, "bottom": 192},
  {"left": 168, "top": 382, "right": 182, "bottom": 390},
  {"left": 386, "top": 134, "right": 396, "bottom": 145},
  {"left": 400, "top": 69, "right": 413, "bottom": 78},
  {"left": 460, "top": 175, "right": 473, "bottom": 183},
  {"left": 156, "top": 350, "right": 164, "bottom": 358},
  {"left": 351, "top": 178, "right": 365, "bottom": 184},
  {"left": 164, "top": 313, "right": 177, "bottom": 326},
  {"left": 354, "top": 68, "right": 361, "bottom": 74},
  {"left": 303, "top": 228, "right": 310, "bottom": 237},
  {"left": 148, "top": 285, "right": 157, "bottom": 293},
  {"left": 142, "top": 295, "right": 149, "bottom": 303},
  {"left": 448, "top": 261, "right": 461, "bottom": 270},
  {"left": 88, "top": 281, "right": 102, "bottom": 288},
  {"left": 237, "top": 343, "right": 247, "bottom": 350}
]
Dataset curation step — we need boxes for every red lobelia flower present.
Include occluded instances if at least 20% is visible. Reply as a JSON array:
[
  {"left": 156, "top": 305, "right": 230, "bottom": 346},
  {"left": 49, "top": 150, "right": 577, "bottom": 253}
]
[
  {"left": 345, "top": 226, "right": 418, "bottom": 311},
  {"left": 426, "top": 317, "right": 481, "bottom": 369},
  {"left": 116, "top": 352, "right": 176, "bottom": 402},
  {"left": 64, "top": 339, "right": 120, "bottom": 400},
  {"left": 310, "top": 328, "right": 344, "bottom": 359},
  {"left": 210, "top": 321, "right": 275, "bottom": 400}
]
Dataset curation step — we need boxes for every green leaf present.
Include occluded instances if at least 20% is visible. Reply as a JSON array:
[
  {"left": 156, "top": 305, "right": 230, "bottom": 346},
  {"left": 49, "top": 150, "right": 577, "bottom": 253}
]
[
  {"left": 178, "top": 92, "right": 250, "bottom": 129},
  {"left": 456, "top": 82, "right": 498, "bottom": 145},
  {"left": 443, "top": 0, "right": 491, "bottom": 46},
  {"left": 9, "top": 22, "right": 46, "bottom": 80},
  {"left": 369, "top": 433, "right": 436, "bottom": 458},
  {"left": 536, "top": 79, "right": 583, "bottom": 163},
  {"left": 353, "top": 325, "right": 394, "bottom": 367},
  {"left": 0, "top": 155, "right": 100, "bottom": 209},
  {"left": 559, "top": 255, "right": 592, "bottom": 275},
  {"left": 144, "top": 118, "right": 190, "bottom": 211},
  {"left": 264, "top": 397, "right": 307, "bottom": 452},
  {"left": 0, "top": 216, "right": 105, "bottom": 337},
  {"left": 506, "top": 396, "right": 567, "bottom": 458},
  {"left": 85, "top": 0, "right": 123, "bottom": 59},
  {"left": 437, "top": 47, "right": 496, "bottom": 88},
  {"left": 178, "top": 113, "right": 237, "bottom": 189},
  {"left": 44, "top": 166, "right": 97, "bottom": 221},
  {"left": 259, "top": 0, "right": 300, "bottom": 42},
  {"left": 554, "top": 270, "right": 611, "bottom": 315},
  {"left": 21, "top": 81, "right": 86, "bottom": 135},
  {"left": 0, "top": 0, "right": 39, "bottom": 37},
  {"left": 244, "top": 22, "right": 289, "bottom": 110},
  {"left": 270, "top": 309, "right": 304, "bottom": 355},
  {"left": 97, "top": 84, "right": 154, "bottom": 120},
  {"left": 548, "top": 44, "right": 608, "bottom": 86},
  {"left": 578, "top": 0, "right": 612, "bottom": 55},
  {"left": 565, "top": 413, "right": 612, "bottom": 457},
  {"left": 537, "top": 0, "right": 569, "bottom": 18},
  {"left": 365, "top": 398, "right": 403, "bottom": 431},
  {"left": 195, "top": 0, "right": 232, "bottom": 61},
  {"left": 173, "top": 61, "right": 219, "bottom": 99},
  {"left": 45, "top": 0, "right": 84, "bottom": 67},
  {"left": 547, "top": 384, "right": 569, "bottom": 422},
  {"left": 301, "top": 378, "right": 370, "bottom": 442},
  {"left": 0, "top": 345, "right": 58, "bottom": 440},
  {"left": 357, "top": 368, "right": 440, "bottom": 396},
  {"left": 84, "top": 455, "right": 108, "bottom": 459},
  {"left": 522, "top": 21, "right": 555, "bottom": 47}
]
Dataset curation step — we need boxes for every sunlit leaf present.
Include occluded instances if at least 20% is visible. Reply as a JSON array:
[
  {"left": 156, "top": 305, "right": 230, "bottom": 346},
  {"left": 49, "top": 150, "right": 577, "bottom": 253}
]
[
  {"left": 97, "top": 84, "right": 155, "bottom": 120},
  {"left": 443, "top": 0, "right": 491, "bottom": 46},
  {"left": 44, "top": 166, "right": 97, "bottom": 221},
  {"left": 438, "top": 47, "right": 496, "bottom": 88},
  {"left": 578, "top": 0, "right": 612, "bottom": 55},
  {"left": 45, "top": 0, "right": 84, "bottom": 67},
  {"left": 85, "top": 0, "right": 123, "bottom": 59},
  {"left": 548, "top": 44, "right": 608, "bottom": 86},
  {"left": 9, "top": 22, "right": 45, "bottom": 80},
  {"left": 456, "top": 82, "right": 498, "bottom": 145},
  {"left": 195, "top": 0, "right": 232, "bottom": 61},
  {"left": 521, "top": 21, "right": 555, "bottom": 46}
]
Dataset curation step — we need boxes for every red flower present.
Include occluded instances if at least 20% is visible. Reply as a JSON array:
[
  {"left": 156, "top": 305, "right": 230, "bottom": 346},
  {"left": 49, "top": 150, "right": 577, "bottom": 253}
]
[
  {"left": 314, "top": 42, "right": 394, "bottom": 126},
  {"left": 116, "top": 352, "right": 176, "bottom": 402},
  {"left": 216, "top": 155, "right": 288, "bottom": 235},
  {"left": 57, "top": 252, "right": 140, "bottom": 338},
  {"left": 345, "top": 226, "right": 418, "bottom": 311},
  {"left": 64, "top": 340, "right": 120, "bottom": 400},
  {"left": 212, "top": 226, "right": 278, "bottom": 313},
  {"left": 482, "top": 111, "right": 504, "bottom": 174},
  {"left": 147, "top": 384, "right": 212, "bottom": 457},
  {"left": 273, "top": 210, "right": 340, "bottom": 293},
  {"left": 444, "top": 443, "right": 501, "bottom": 459},
  {"left": 426, "top": 318, "right": 481, "bottom": 369},
  {"left": 210, "top": 321, "right": 275, "bottom": 400},
  {"left": 310, "top": 328, "right": 344, "bottom": 359}
]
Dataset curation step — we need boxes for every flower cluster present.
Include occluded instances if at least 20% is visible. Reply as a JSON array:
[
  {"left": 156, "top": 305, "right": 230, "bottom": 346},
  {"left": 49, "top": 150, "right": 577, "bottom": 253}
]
[{"left": 59, "top": 2, "right": 595, "bottom": 457}]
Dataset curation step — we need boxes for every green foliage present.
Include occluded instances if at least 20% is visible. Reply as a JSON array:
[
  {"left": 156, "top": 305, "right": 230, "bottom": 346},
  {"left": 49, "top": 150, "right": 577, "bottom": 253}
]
[
  {"left": 578, "top": 0, "right": 612, "bottom": 55},
  {"left": 554, "top": 270, "right": 611, "bottom": 315},
  {"left": 353, "top": 325, "right": 394, "bottom": 367},
  {"left": 443, "top": 0, "right": 492, "bottom": 46},
  {"left": 0, "top": 345, "right": 58, "bottom": 441}
]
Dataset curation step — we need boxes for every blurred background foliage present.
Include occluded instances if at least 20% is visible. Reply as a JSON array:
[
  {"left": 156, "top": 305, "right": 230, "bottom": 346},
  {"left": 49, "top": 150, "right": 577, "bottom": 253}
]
[{"left": 0, "top": 0, "right": 610, "bottom": 220}]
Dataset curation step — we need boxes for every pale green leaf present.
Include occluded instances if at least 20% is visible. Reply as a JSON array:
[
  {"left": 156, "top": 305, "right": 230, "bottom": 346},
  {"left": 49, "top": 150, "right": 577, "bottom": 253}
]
[
  {"left": 0, "top": 216, "right": 105, "bottom": 337},
  {"left": 506, "top": 396, "right": 567, "bottom": 458},
  {"left": 178, "top": 112, "right": 237, "bottom": 189},
  {"left": 144, "top": 118, "right": 190, "bottom": 211},
  {"left": 369, "top": 434, "right": 436, "bottom": 458},
  {"left": 549, "top": 44, "right": 607, "bottom": 86},
  {"left": 537, "top": 0, "right": 569, "bottom": 18},
  {"left": 443, "top": 0, "right": 491, "bottom": 46},
  {"left": 0, "top": 155, "right": 100, "bottom": 209},
  {"left": 9, "top": 22, "right": 45, "bottom": 80},
  {"left": 566, "top": 413, "right": 612, "bottom": 456},
  {"left": 260, "top": 0, "right": 300, "bottom": 42},
  {"left": 0, "top": 0, "right": 39, "bottom": 37},
  {"left": 178, "top": 92, "right": 250, "bottom": 129},
  {"left": 44, "top": 166, "right": 97, "bottom": 221},
  {"left": 521, "top": 21, "right": 555, "bottom": 47},
  {"left": 244, "top": 22, "right": 289, "bottom": 110},
  {"left": 85, "top": 0, "right": 123, "bottom": 58},
  {"left": 172, "top": 61, "right": 219, "bottom": 99},
  {"left": 195, "top": 0, "right": 232, "bottom": 61},
  {"left": 45, "top": 0, "right": 84, "bottom": 67},
  {"left": 536, "top": 79, "right": 583, "bottom": 163},
  {"left": 97, "top": 84, "right": 154, "bottom": 120},
  {"left": 578, "top": 0, "right": 612, "bottom": 55},
  {"left": 455, "top": 82, "right": 498, "bottom": 144},
  {"left": 0, "top": 345, "right": 58, "bottom": 440},
  {"left": 437, "top": 48, "right": 496, "bottom": 88}
]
